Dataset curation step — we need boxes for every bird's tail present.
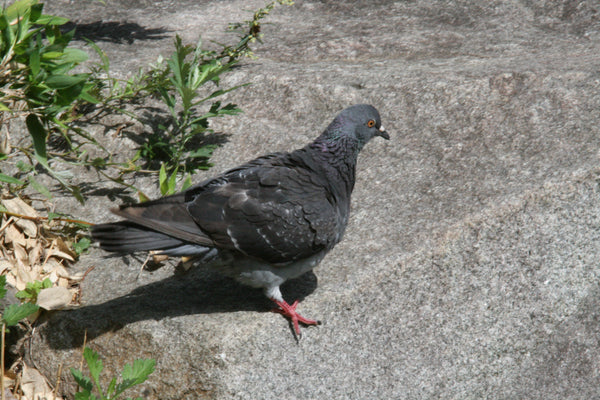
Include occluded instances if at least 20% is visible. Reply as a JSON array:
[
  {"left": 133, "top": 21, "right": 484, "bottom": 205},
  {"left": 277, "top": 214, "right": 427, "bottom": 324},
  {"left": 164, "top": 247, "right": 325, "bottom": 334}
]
[{"left": 91, "top": 221, "right": 209, "bottom": 256}]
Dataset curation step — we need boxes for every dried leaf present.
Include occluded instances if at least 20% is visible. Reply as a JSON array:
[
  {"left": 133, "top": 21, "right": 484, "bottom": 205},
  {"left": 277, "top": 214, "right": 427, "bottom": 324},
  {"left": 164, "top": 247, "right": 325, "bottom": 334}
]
[
  {"left": 181, "top": 256, "right": 195, "bottom": 271},
  {"left": 46, "top": 271, "right": 57, "bottom": 284},
  {"left": 54, "top": 263, "right": 70, "bottom": 278},
  {"left": 2, "top": 387, "right": 17, "bottom": 400},
  {"left": 16, "top": 219, "right": 37, "bottom": 238},
  {"left": 67, "top": 271, "right": 87, "bottom": 282},
  {"left": 152, "top": 254, "right": 169, "bottom": 263},
  {"left": 13, "top": 243, "right": 28, "bottom": 264},
  {"left": 4, "top": 224, "right": 26, "bottom": 247},
  {"left": 5, "top": 273, "right": 16, "bottom": 289},
  {"left": 0, "top": 260, "right": 11, "bottom": 275},
  {"left": 45, "top": 249, "right": 74, "bottom": 263},
  {"left": 53, "top": 238, "right": 76, "bottom": 259},
  {"left": 28, "top": 243, "right": 43, "bottom": 271},
  {"left": 41, "top": 258, "right": 63, "bottom": 275},
  {"left": 2, "top": 375, "right": 15, "bottom": 390},
  {"left": 21, "top": 364, "right": 61, "bottom": 400},
  {"left": 37, "top": 286, "right": 72, "bottom": 310},
  {"left": 1, "top": 197, "right": 39, "bottom": 218},
  {"left": 25, "top": 237, "right": 40, "bottom": 251},
  {"left": 1, "top": 198, "right": 39, "bottom": 237},
  {"left": 0, "top": 125, "right": 11, "bottom": 155},
  {"left": 15, "top": 265, "right": 32, "bottom": 291}
]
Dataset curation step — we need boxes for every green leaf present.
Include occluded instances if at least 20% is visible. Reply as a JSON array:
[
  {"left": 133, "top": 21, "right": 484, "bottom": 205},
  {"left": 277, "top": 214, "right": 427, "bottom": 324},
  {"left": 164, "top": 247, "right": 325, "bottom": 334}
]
[
  {"left": 167, "top": 167, "right": 177, "bottom": 193},
  {"left": 29, "top": 47, "right": 40, "bottom": 77},
  {"left": 85, "top": 39, "right": 109, "bottom": 71},
  {"left": 73, "top": 391, "right": 94, "bottom": 400},
  {"left": 47, "top": 212, "right": 60, "bottom": 222},
  {"left": 15, "top": 290, "right": 33, "bottom": 300},
  {"left": 45, "top": 74, "right": 88, "bottom": 89},
  {"left": 78, "top": 87, "right": 100, "bottom": 104},
  {"left": 2, "top": 303, "right": 39, "bottom": 326},
  {"left": 15, "top": 279, "right": 50, "bottom": 303},
  {"left": 4, "top": 0, "right": 36, "bottom": 22},
  {"left": 70, "top": 186, "right": 85, "bottom": 205},
  {"left": 83, "top": 347, "right": 104, "bottom": 392},
  {"left": 55, "top": 82, "right": 85, "bottom": 106},
  {"left": 70, "top": 368, "right": 94, "bottom": 392},
  {"left": 157, "top": 86, "right": 175, "bottom": 110},
  {"left": 29, "top": 150, "right": 83, "bottom": 204},
  {"left": 137, "top": 191, "right": 150, "bottom": 203},
  {"left": 25, "top": 114, "right": 47, "bottom": 160},
  {"left": 59, "top": 47, "right": 88, "bottom": 64},
  {"left": 106, "top": 376, "right": 117, "bottom": 398},
  {"left": 73, "top": 237, "right": 91, "bottom": 255},
  {"left": 40, "top": 51, "right": 65, "bottom": 61},
  {"left": 29, "top": 2, "right": 42, "bottom": 23},
  {"left": 181, "top": 174, "right": 193, "bottom": 191},
  {"left": 0, "top": 173, "right": 26, "bottom": 185},
  {"left": 16, "top": 160, "right": 34, "bottom": 172},
  {"left": 187, "top": 144, "right": 216, "bottom": 159},
  {"left": 36, "top": 14, "right": 70, "bottom": 26},
  {"left": 123, "top": 358, "right": 156, "bottom": 383},
  {"left": 115, "top": 358, "right": 156, "bottom": 396},
  {"left": 159, "top": 163, "right": 168, "bottom": 195},
  {"left": 27, "top": 175, "right": 53, "bottom": 200},
  {"left": 0, "top": 275, "right": 7, "bottom": 300}
]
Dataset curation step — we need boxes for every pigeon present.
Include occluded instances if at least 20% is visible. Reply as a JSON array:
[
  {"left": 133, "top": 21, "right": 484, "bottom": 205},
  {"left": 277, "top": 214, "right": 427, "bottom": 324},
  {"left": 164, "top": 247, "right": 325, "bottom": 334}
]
[{"left": 91, "top": 104, "right": 389, "bottom": 338}]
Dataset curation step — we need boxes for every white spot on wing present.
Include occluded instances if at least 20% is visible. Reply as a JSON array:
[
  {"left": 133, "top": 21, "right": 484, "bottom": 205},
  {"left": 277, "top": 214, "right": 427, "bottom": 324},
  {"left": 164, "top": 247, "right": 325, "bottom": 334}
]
[{"left": 227, "top": 227, "right": 242, "bottom": 252}]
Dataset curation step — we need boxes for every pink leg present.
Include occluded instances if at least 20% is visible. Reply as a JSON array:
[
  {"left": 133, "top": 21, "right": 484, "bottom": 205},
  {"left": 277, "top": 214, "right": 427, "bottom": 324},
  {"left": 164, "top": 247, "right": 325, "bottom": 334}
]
[{"left": 271, "top": 298, "right": 320, "bottom": 337}]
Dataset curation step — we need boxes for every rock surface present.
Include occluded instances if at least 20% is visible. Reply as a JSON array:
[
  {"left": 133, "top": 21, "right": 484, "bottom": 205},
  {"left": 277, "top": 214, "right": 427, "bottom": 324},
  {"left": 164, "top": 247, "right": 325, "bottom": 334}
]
[{"left": 24, "top": 0, "right": 600, "bottom": 398}]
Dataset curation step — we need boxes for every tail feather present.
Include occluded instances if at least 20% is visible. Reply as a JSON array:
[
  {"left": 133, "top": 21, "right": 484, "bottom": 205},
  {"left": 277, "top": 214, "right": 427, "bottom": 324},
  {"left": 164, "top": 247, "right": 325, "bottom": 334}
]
[{"left": 92, "top": 221, "right": 191, "bottom": 254}]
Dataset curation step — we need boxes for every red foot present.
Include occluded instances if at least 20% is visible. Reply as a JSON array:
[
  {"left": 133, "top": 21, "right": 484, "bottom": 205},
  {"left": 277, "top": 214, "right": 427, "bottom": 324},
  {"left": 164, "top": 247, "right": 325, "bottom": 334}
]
[{"left": 271, "top": 299, "right": 320, "bottom": 338}]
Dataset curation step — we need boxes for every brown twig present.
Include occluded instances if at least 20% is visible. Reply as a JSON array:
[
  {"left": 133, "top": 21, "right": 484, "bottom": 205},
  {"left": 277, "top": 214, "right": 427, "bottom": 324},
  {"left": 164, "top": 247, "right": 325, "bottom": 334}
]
[
  {"left": 53, "top": 362, "right": 62, "bottom": 399},
  {"left": 74, "top": 266, "right": 95, "bottom": 304},
  {"left": 75, "top": 330, "right": 88, "bottom": 394},
  {"left": 1, "top": 323, "right": 5, "bottom": 400},
  {"left": 0, "top": 211, "right": 93, "bottom": 226}
]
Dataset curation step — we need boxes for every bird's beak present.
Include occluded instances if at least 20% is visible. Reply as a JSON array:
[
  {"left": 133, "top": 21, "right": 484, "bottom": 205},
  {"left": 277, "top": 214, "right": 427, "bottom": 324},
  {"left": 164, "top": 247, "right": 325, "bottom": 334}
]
[{"left": 376, "top": 125, "right": 390, "bottom": 140}]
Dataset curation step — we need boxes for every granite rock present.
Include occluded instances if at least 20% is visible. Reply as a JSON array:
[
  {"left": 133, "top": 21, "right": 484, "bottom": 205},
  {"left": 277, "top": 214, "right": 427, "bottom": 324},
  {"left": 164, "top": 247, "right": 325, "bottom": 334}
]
[{"left": 24, "top": 0, "right": 600, "bottom": 398}]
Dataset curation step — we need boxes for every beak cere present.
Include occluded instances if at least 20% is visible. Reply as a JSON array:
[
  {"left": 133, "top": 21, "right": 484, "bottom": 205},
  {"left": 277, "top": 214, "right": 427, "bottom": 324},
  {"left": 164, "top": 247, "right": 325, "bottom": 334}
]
[{"left": 377, "top": 125, "right": 390, "bottom": 140}]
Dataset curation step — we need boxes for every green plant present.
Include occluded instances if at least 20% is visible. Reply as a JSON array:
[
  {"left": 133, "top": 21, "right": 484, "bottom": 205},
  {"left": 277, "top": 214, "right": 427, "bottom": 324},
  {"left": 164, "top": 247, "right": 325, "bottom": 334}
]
[
  {"left": 15, "top": 277, "right": 52, "bottom": 303},
  {"left": 1, "top": 0, "right": 101, "bottom": 202},
  {"left": 223, "top": 0, "right": 294, "bottom": 60},
  {"left": 71, "top": 347, "right": 156, "bottom": 400},
  {"left": 72, "top": 236, "right": 92, "bottom": 255},
  {"left": 0, "top": 276, "right": 40, "bottom": 327},
  {"left": 144, "top": 0, "right": 294, "bottom": 175},
  {"left": 1, "top": 0, "right": 294, "bottom": 205},
  {"left": 0, "top": 275, "right": 40, "bottom": 399},
  {"left": 148, "top": 34, "right": 243, "bottom": 174},
  {"left": 158, "top": 163, "right": 192, "bottom": 196}
]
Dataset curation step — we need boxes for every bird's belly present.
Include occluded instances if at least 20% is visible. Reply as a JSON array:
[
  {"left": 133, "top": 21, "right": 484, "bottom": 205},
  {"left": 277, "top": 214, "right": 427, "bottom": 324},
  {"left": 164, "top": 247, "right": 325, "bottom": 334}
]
[{"left": 226, "top": 251, "right": 327, "bottom": 290}]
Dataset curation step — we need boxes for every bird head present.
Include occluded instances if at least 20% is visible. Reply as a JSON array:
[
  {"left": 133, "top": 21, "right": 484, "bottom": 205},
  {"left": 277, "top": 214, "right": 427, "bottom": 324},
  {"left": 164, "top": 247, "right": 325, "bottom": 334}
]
[{"left": 323, "top": 104, "right": 389, "bottom": 151}]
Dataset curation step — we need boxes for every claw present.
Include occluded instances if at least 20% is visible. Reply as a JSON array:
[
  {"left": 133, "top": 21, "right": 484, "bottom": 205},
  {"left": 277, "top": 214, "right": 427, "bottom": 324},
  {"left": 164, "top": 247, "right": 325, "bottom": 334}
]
[{"left": 271, "top": 298, "right": 320, "bottom": 338}]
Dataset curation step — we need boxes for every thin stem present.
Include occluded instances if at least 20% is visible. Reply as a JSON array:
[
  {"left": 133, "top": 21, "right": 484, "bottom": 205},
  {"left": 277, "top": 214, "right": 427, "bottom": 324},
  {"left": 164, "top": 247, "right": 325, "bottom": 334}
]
[{"left": 1, "top": 322, "right": 5, "bottom": 400}]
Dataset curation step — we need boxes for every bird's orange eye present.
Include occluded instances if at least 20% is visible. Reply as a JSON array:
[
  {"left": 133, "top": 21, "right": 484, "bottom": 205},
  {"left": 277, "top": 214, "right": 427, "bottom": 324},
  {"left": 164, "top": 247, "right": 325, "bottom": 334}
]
[{"left": 367, "top": 120, "right": 375, "bottom": 128}]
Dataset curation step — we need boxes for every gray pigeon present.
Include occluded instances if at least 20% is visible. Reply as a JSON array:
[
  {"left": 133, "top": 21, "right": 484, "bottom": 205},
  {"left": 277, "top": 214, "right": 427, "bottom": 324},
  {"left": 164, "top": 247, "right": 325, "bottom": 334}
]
[{"left": 91, "top": 104, "right": 388, "bottom": 337}]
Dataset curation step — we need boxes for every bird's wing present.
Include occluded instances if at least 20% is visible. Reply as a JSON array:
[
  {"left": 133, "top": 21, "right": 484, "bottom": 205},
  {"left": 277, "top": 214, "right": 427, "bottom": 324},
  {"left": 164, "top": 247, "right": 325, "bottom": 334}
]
[
  {"left": 185, "top": 153, "right": 341, "bottom": 264},
  {"left": 111, "top": 191, "right": 215, "bottom": 247}
]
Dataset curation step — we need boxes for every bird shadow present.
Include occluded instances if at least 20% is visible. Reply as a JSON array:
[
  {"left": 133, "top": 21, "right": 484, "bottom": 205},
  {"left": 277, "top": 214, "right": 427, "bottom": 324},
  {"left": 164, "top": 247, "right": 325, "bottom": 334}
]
[
  {"left": 40, "top": 265, "right": 318, "bottom": 350},
  {"left": 64, "top": 21, "right": 170, "bottom": 44}
]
